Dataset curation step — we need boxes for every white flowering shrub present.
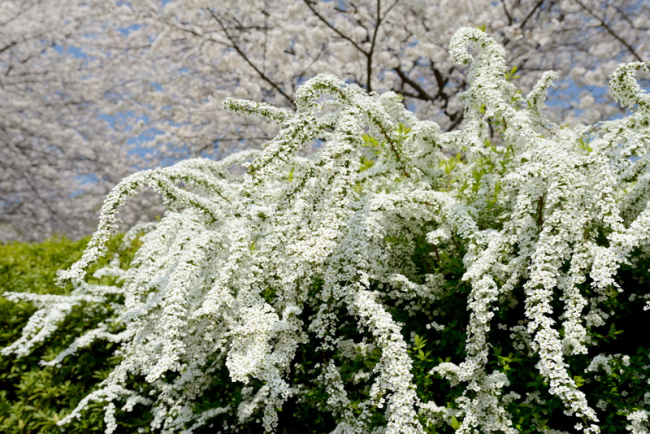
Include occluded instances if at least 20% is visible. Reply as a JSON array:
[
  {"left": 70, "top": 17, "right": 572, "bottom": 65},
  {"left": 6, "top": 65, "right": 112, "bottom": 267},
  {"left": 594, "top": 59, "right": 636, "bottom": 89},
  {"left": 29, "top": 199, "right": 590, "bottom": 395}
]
[{"left": 3, "top": 28, "right": 650, "bottom": 433}]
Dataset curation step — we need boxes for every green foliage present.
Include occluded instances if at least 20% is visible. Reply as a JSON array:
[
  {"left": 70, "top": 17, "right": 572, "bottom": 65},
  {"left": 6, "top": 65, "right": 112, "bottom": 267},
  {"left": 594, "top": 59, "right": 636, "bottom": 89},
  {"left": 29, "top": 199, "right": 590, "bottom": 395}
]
[{"left": 0, "top": 236, "right": 144, "bottom": 433}]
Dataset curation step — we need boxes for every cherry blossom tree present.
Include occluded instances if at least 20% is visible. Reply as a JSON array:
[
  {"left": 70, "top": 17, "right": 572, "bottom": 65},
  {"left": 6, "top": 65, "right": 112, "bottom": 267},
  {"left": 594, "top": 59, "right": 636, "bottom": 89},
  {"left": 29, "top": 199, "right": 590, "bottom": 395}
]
[
  {"left": 0, "top": 1, "right": 134, "bottom": 241},
  {"left": 4, "top": 26, "right": 650, "bottom": 434},
  {"left": 1, "top": 0, "right": 649, "bottom": 241}
]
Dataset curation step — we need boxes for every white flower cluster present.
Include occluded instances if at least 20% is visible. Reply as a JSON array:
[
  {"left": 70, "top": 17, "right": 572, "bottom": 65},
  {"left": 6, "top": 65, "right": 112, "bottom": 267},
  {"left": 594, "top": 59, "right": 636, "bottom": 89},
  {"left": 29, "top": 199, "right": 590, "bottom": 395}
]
[
  {"left": 3, "top": 27, "right": 650, "bottom": 433},
  {"left": 626, "top": 410, "right": 650, "bottom": 434},
  {"left": 586, "top": 353, "right": 631, "bottom": 376}
]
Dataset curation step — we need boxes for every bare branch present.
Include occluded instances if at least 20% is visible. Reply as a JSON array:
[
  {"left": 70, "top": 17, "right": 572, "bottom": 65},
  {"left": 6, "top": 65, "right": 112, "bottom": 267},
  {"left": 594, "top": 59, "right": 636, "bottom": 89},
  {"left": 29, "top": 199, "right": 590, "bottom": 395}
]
[
  {"left": 207, "top": 8, "right": 296, "bottom": 108},
  {"left": 573, "top": 0, "right": 644, "bottom": 62},
  {"left": 301, "top": 0, "right": 368, "bottom": 55}
]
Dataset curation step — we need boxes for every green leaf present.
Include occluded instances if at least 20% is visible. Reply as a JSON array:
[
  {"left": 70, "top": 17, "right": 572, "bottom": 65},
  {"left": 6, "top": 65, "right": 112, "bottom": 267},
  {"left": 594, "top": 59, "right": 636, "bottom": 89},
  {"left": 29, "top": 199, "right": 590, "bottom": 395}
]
[{"left": 573, "top": 375, "right": 586, "bottom": 388}]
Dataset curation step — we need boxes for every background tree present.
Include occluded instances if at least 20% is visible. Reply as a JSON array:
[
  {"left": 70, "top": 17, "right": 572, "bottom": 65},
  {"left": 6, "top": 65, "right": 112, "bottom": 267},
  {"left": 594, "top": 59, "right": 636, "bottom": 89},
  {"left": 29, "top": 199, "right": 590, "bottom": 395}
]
[
  {"left": 1, "top": 0, "right": 649, "bottom": 241},
  {"left": 0, "top": 1, "right": 133, "bottom": 241}
]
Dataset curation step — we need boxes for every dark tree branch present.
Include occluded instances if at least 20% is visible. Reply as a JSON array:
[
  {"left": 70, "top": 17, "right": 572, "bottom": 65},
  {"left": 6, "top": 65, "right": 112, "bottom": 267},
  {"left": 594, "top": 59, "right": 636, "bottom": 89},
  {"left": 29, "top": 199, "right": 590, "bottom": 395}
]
[
  {"left": 207, "top": 8, "right": 296, "bottom": 108},
  {"left": 520, "top": 0, "right": 546, "bottom": 30},
  {"left": 573, "top": 0, "right": 644, "bottom": 62},
  {"left": 500, "top": 0, "right": 514, "bottom": 25},
  {"left": 366, "top": 0, "right": 382, "bottom": 91},
  {"left": 393, "top": 65, "right": 435, "bottom": 101},
  {"left": 301, "top": 0, "right": 367, "bottom": 55}
]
